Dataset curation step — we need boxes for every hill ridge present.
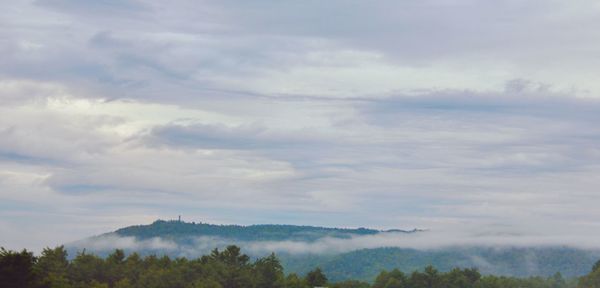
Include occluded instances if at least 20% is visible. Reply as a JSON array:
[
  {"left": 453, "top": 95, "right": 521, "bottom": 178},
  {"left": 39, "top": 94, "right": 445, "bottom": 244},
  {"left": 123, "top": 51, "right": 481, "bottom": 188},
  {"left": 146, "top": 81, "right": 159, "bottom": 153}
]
[{"left": 113, "top": 219, "right": 418, "bottom": 242}]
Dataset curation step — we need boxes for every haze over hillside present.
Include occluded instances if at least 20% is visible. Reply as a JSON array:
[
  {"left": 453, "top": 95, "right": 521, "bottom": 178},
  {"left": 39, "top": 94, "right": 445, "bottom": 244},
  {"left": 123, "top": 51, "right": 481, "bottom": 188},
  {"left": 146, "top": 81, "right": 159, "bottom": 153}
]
[
  {"left": 67, "top": 220, "right": 600, "bottom": 282},
  {"left": 69, "top": 220, "right": 421, "bottom": 257}
]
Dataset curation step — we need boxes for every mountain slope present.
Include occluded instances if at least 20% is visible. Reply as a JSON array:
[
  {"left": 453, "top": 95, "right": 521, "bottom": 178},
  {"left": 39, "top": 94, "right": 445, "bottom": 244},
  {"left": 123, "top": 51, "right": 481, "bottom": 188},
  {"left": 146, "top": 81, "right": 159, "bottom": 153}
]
[{"left": 280, "top": 246, "right": 600, "bottom": 282}]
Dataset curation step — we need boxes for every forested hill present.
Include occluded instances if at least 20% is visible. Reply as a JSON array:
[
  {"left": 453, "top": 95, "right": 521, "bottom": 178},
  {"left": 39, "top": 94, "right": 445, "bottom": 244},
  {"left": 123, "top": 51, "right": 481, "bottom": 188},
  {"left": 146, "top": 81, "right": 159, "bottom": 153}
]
[
  {"left": 280, "top": 247, "right": 600, "bottom": 282},
  {"left": 114, "top": 220, "right": 416, "bottom": 241}
]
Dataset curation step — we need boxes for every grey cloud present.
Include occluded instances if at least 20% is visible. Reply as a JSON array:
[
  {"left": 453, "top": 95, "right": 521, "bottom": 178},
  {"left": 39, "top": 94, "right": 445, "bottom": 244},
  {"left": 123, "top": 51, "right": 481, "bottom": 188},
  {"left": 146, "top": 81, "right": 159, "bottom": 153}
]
[
  {"left": 35, "top": 0, "right": 150, "bottom": 18},
  {"left": 148, "top": 123, "right": 273, "bottom": 150},
  {"left": 2, "top": 0, "right": 600, "bottom": 252},
  {"left": 4, "top": 0, "right": 599, "bottom": 102},
  {"left": 146, "top": 123, "right": 331, "bottom": 151},
  {"left": 362, "top": 85, "right": 600, "bottom": 118},
  {"left": 0, "top": 113, "right": 119, "bottom": 167},
  {"left": 162, "top": 1, "right": 600, "bottom": 65}
]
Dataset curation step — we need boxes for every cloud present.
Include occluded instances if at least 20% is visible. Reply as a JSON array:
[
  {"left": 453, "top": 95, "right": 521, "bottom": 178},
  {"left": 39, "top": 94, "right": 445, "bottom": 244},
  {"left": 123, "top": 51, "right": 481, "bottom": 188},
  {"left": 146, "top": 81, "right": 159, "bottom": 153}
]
[
  {"left": 35, "top": 0, "right": 149, "bottom": 16},
  {"left": 5, "top": 0, "right": 600, "bottom": 99},
  {"left": 3, "top": 79, "right": 600, "bottom": 252},
  {"left": 69, "top": 234, "right": 177, "bottom": 252},
  {"left": 69, "top": 227, "right": 600, "bottom": 259},
  {"left": 2, "top": 1, "right": 600, "bottom": 253},
  {"left": 147, "top": 123, "right": 284, "bottom": 150}
]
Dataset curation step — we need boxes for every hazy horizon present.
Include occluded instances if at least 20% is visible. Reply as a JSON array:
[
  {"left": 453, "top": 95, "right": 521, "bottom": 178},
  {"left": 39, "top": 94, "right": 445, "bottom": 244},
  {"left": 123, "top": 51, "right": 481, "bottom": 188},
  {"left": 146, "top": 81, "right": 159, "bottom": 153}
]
[
  {"left": 66, "top": 220, "right": 600, "bottom": 256},
  {"left": 2, "top": 0, "right": 600, "bottom": 253}
]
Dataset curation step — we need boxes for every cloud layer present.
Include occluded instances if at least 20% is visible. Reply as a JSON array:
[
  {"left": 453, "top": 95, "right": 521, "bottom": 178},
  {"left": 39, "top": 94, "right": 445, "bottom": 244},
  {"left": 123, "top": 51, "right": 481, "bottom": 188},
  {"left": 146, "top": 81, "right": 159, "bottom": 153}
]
[
  {"left": 1, "top": 1, "right": 600, "bottom": 251},
  {"left": 72, "top": 228, "right": 600, "bottom": 258}
]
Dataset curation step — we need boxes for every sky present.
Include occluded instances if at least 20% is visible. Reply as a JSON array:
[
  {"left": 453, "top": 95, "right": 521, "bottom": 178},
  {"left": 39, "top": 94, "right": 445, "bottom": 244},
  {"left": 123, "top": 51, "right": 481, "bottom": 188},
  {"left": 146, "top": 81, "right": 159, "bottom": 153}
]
[{"left": 2, "top": 0, "right": 600, "bottom": 252}]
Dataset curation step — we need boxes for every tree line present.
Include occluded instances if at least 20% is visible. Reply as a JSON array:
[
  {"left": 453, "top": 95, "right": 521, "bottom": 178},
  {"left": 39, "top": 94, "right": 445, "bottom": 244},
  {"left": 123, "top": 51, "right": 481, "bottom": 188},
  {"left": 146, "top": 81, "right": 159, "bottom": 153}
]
[{"left": 1, "top": 245, "right": 599, "bottom": 288}]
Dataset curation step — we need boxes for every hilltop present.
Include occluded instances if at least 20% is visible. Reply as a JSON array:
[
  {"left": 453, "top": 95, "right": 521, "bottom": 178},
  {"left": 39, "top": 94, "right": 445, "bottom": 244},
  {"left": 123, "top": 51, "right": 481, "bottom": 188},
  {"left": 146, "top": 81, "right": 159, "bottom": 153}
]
[{"left": 114, "top": 219, "right": 416, "bottom": 242}]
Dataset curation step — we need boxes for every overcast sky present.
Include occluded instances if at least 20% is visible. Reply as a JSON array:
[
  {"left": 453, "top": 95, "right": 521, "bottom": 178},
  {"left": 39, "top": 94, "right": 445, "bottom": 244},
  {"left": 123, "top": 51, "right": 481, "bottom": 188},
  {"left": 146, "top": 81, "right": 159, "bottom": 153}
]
[{"left": 2, "top": 0, "right": 600, "bottom": 252}]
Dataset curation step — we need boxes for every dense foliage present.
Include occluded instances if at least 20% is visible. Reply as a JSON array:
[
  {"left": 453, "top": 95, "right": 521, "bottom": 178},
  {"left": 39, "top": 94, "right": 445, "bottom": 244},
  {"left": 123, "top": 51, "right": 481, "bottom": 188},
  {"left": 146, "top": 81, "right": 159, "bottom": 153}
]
[{"left": 2, "top": 245, "right": 600, "bottom": 288}]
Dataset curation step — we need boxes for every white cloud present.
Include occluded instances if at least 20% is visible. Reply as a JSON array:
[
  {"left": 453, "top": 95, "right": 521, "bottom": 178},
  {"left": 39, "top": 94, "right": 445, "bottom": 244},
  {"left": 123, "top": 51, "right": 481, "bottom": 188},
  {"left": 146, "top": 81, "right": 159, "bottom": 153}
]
[
  {"left": 69, "top": 227, "right": 600, "bottom": 258},
  {"left": 69, "top": 234, "right": 178, "bottom": 252}
]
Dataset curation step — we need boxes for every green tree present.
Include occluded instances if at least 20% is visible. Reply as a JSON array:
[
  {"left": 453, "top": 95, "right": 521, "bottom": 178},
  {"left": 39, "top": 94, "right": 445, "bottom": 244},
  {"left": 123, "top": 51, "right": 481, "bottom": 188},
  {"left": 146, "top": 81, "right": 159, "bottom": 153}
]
[
  {"left": 105, "top": 249, "right": 126, "bottom": 286},
  {"left": 190, "top": 279, "right": 223, "bottom": 288},
  {"left": 548, "top": 272, "right": 566, "bottom": 288},
  {"left": 285, "top": 273, "right": 307, "bottom": 288},
  {"left": 0, "top": 247, "right": 37, "bottom": 288},
  {"left": 210, "top": 246, "right": 250, "bottom": 267},
  {"left": 123, "top": 252, "right": 143, "bottom": 284},
  {"left": 88, "top": 280, "right": 109, "bottom": 288},
  {"left": 409, "top": 266, "right": 441, "bottom": 288},
  {"left": 34, "top": 246, "right": 71, "bottom": 288},
  {"left": 331, "top": 280, "right": 370, "bottom": 288},
  {"left": 305, "top": 267, "right": 328, "bottom": 287},
  {"left": 114, "top": 278, "right": 133, "bottom": 288},
  {"left": 207, "top": 246, "right": 253, "bottom": 288},
  {"left": 443, "top": 268, "right": 480, "bottom": 288},
  {"left": 255, "top": 253, "right": 284, "bottom": 288},
  {"left": 593, "top": 260, "right": 600, "bottom": 273},
  {"left": 578, "top": 268, "right": 600, "bottom": 288},
  {"left": 68, "top": 251, "right": 105, "bottom": 286},
  {"left": 373, "top": 269, "right": 407, "bottom": 288},
  {"left": 386, "top": 278, "right": 405, "bottom": 288}
]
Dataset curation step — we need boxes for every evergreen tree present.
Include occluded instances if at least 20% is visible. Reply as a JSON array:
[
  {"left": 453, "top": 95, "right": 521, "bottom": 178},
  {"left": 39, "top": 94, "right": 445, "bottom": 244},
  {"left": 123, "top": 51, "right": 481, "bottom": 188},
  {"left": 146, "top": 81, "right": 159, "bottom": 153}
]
[
  {"left": 306, "top": 267, "right": 328, "bottom": 287},
  {"left": 0, "top": 247, "right": 37, "bottom": 288},
  {"left": 34, "top": 246, "right": 71, "bottom": 288},
  {"left": 255, "top": 253, "right": 284, "bottom": 288}
]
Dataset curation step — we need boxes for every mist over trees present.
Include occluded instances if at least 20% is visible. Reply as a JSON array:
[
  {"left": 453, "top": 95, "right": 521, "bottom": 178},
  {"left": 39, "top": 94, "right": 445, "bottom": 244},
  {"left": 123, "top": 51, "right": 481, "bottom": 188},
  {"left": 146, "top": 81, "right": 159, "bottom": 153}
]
[
  {"left": 74, "top": 220, "right": 600, "bottom": 281},
  {"left": 2, "top": 245, "right": 600, "bottom": 288}
]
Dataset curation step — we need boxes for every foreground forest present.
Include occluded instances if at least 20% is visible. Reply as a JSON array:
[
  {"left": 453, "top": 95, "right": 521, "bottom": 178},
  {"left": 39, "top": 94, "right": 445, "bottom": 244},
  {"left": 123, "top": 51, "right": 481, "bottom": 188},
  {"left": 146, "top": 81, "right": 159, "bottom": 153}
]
[{"left": 2, "top": 245, "right": 600, "bottom": 288}]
